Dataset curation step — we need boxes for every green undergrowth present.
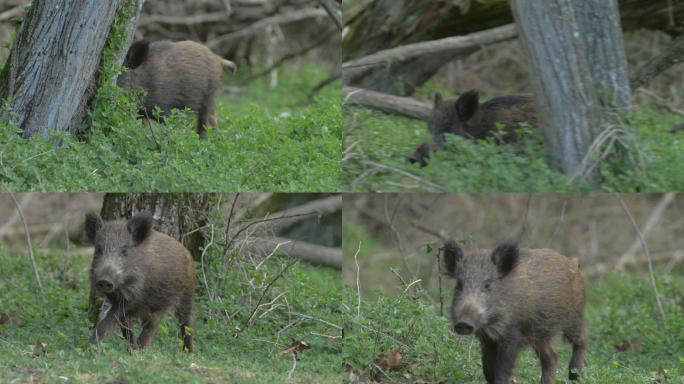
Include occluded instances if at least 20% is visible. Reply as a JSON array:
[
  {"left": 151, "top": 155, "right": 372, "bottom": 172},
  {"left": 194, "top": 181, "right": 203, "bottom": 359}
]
[
  {"left": 0, "top": 1, "right": 340, "bottom": 191},
  {"left": 343, "top": 90, "right": 684, "bottom": 192},
  {"left": 342, "top": 266, "right": 684, "bottom": 383},
  {"left": 0, "top": 244, "right": 343, "bottom": 383}
]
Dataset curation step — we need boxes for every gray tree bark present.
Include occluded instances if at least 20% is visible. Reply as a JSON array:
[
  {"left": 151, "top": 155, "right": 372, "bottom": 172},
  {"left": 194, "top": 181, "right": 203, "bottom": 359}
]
[
  {"left": 510, "top": 0, "right": 630, "bottom": 178},
  {"left": 0, "top": 0, "right": 139, "bottom": 139}
]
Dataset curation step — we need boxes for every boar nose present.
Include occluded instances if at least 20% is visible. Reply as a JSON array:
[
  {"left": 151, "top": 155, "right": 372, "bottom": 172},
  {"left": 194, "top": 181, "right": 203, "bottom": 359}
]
[
  {"left": 454, "top": 321, "right": 474, "bottom": 335},
  {"left": 96, "top": 279, "right": 114, "bottom": 293}
]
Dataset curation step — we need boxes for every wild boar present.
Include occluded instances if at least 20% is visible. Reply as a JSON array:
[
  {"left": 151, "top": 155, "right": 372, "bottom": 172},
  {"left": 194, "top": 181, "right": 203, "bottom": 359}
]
[
  {"left": 442, "top": 240, "right": 586, "bottom": 384},
  {"left": 85, "top": 212, "right": 196, "bottom": 352},
  {"left": 408, "top": 90, "right": 537, "bottom": 167},
  {"left": 117, "top": 40, "right": 238, "bottom": 138}
]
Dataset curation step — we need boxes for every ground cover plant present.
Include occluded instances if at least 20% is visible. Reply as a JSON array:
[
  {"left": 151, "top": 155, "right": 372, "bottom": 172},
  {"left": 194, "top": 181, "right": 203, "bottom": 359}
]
[
  {"left": 343, "top": 83, "right": 684, "bottom": 192},
  {"left": 0, "top": 62, "right": 341, "bottom": 192},
  {"left": 341, "top": 241, "right": 684, "bottom": 383},
  {"left": 0, "top": 243, "right": 343, "bottom": 383}
]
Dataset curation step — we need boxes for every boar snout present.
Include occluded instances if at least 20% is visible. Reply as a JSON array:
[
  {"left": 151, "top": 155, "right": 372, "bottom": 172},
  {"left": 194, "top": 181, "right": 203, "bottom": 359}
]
[
  {"left": 453, "top": 321, "right": 474, "bottom": 335},
  {"left": 95, "top": 279, "right": 114, "bottom": 293}
]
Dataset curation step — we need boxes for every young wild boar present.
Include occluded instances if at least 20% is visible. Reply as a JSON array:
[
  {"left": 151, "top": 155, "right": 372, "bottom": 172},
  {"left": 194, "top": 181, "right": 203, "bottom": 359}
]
[
  {"left": 117, "top": 40, "right": 238, "bottom": 139},
  {"left": 85, "top": 212, "right": 196, "bottom": 352},
  {"left": 408, "top": 90, "right": 537, "bottom": 167},
  {"left": 442, "top": 240, "right": 586, "bottom": 384}
]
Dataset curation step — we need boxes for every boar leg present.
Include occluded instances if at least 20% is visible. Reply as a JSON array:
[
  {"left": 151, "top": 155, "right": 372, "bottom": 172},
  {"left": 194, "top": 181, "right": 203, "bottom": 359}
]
[
  {"left": 493, "top": 334, "right": 522, "bottom": 384},
  {"left": 565, "top": 324, "right": 587, "bottom": 380},
  {"left": 137, "top": 313, "right": 161, "bottom": 349},
  {"left": 91, "top": 305, "right": 128, "bottom": 344},
  {"left": 479, "top": 337, "right": 498, "bottom": 383},
  {"left": 176, "top": 297, "right": 194, "bottom": 353},
  {"left": 120, "top": 317, "right": 136, "bottom": 346},
  {"left": 534, "top": 341, "right": 558, "bottom": 384}
]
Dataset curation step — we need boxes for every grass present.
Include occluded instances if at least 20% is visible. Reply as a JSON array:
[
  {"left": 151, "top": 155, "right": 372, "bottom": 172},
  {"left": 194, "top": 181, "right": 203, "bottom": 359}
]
[
  {"left": 341, "top": 247, "right": 684, "bottom": 383},
  {"left": 0, "top": 244, "right": 343, "bottom": 383},
  {"left": 343, "top": 85, "right": 684, "bottom": 192}
]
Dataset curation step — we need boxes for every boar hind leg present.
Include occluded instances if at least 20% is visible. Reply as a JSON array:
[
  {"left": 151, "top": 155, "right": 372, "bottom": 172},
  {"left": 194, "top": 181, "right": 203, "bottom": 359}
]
[
  {"left": 479, "top": 337, "right": 498, "bottom": 383},
  {"left": 137, "top": 313, "right": 161, "bottom": 349},
  {"left": 176, "top": 298, "right": 194, "bottom": 353},
  {"left": 197, "top": 100, "right": 217, "bottom": 139},
  {"left": 565, "top": 324, "right": 587, "bottom": 380},
  {"left": 534, "top": 341, "right": 558, "bottom": 384}
]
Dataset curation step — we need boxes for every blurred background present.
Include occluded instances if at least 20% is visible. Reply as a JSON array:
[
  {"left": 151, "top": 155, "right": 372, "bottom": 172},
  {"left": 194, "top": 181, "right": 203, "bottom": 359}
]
[
  {"left": 0, "top": 0, "right": 339, "bottom": 74},
  {"left": 343, "top": 193, "right": 684, "bottom": 295}
]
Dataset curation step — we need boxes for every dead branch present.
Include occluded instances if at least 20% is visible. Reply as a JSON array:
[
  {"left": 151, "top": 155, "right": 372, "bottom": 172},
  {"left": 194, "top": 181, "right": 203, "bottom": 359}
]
[
  {"left": 0, "top": 193, "right": 32, "bottom": 237},
  {"left": 342, "top": 24, "right": 517, "bottom": 82},
  {"left": 251, "top": 237, "right": 341, "bottom": 268},
  {"left": 206, "top": 8, "right": 327, "bottom": 52},
  {"left": 616, "top": 192, "right": 676, "bottom": 269},
  {"left": 0, "top": 3, "right": 27, "bottom": 22},
  {"left": 138, "top": 12, "right": 228, "bottom": 27},
  {"left": 343, "top": 86, "right": 432, "bottom": 120},
  {"left": 255, "top": 195, "right": 341, "bottom": 234},
  {"left": 9, "top": 192, "right": 43, "bottom": 292},
  {"left": 630, "top": 33, "right": 684, "bottom": 90}
]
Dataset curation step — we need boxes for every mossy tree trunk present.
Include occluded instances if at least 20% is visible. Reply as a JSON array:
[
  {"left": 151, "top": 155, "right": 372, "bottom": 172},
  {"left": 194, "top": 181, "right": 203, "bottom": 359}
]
[
  {"left": 510, "top": 0, "right": 630, "bottom": 178},
  {"left": 0, "top": 0, "right": 143, "bottom": 139}
]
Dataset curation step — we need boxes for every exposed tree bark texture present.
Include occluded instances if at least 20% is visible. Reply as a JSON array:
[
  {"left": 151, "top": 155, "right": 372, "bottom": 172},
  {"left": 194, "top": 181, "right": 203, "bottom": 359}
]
[
  {"left": 0, "top": 1, "right": 120, "bottom": 139},
  {"left": 343, "top": 86, "right": 431, "bottom": 121},
  {"left": 343, "top": 0, "right": 683, "bottom": 96},
  {"left": 317, "top": 0, "right": 342, "bottom": 31},
  {"left": 343, "top": 24, "right": 516, "bottom": 94},
  {"left": 630, "top": 33, "right": 684, "bottom": 90},
  {"left": 100, "top": 193, "right": 214, "bottom": 260},
  {"left": 510, "top": 0, "right": 621, "bottom": 178},
  {"left": 572, "top": 0, "right": 631, "bottom": 109}
]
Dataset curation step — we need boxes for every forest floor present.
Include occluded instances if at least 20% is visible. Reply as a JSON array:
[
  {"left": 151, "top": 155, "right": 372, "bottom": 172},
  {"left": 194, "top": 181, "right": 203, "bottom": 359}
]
[
  {"left": 343, "top": 80, "right": 684, "bottom": 192},
  {"left": 341, "top": 223, "right": 684, "bottom": 383},
  {"left": 0, "top": 63, "right": 341, "bottom": 192},
  {"left": 0, "top": 245, "right": 343, "bottom": 383}
]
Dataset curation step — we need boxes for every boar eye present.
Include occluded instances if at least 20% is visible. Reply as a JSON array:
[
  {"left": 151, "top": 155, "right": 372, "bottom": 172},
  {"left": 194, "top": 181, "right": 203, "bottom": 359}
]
[
  {"left": 94, "top": 245, "right": 103, "bottom": 255},
  {"left": 483, "top": 280, "right": 493, "bottom": 291},
  {"left": 121, "top": 247, "right": 129, "bottom": 257},
  {"left": 456, "top": 279, "right": 464, "bottom": 290}
]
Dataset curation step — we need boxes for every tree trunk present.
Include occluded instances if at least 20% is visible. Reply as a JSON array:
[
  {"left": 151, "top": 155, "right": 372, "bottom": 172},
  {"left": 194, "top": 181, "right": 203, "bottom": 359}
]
[
  {"left": 0, "top": 0, "right": 140, "bottom": 139},
  {"left": 510, "top": 0, "right": 630, "bottom": 178},
  {"left": 343, "top": 0, "right": 683, "bottom": 96}
]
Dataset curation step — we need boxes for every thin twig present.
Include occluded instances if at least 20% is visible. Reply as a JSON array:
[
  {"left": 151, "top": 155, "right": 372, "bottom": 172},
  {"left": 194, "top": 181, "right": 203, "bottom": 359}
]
[
  {"left": 613, "top": 193, "right": 666, "bottom": 321},
  {"left": 286, "top": 351, "right": 297, "bottom": 381},
  {"left": 353, "top": 241, "right": 362, "bottom": 321},
  {"left": 9, "top": 193, "right": 42, "bottom": 292},
  {"left": 236, "top": 259, "right": 299, "bottom": 335},
  {"left": 223, "top": 212, "right": 316, "bottom": 251}
]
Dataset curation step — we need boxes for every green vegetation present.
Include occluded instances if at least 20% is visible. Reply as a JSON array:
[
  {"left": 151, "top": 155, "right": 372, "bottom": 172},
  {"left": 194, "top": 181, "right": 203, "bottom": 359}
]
[
  {"left": 342, "top": 254, "right": 684, "bottom": 383},
  {"left": 0, "top": 0, "right": 340, "bottom": 191},
  {"left": 343, "top": 86, "right": 684, "bottom": 192},
  {"left": 0, "top": 245, "right": 343, "bottom": 383}
]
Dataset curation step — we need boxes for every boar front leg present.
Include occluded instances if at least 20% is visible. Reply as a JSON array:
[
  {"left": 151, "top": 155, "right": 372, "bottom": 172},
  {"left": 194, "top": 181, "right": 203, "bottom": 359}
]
[
  {"left": 91, "top": 305, "right": 128, "bottom": 344},
  {"left": 479, "top": 337, "right": 498, "bottom": 383},
  {"left": 493, "top": 332, "right": 522, "bottom": 384},
  {"left": 137, "top": 312, "right": 161, "bottom": 349}
]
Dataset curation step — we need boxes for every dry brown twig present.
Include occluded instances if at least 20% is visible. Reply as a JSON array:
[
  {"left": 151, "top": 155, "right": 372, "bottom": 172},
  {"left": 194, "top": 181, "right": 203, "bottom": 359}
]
[{"left": 9, "top": 193, "right": 43, "bottom": 292}]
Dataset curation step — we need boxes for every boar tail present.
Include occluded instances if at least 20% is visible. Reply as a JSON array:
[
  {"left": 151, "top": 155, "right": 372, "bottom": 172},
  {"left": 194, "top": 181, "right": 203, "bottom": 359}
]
[{"left": 220, "top": 59, "right": 237, "bottom": 74}]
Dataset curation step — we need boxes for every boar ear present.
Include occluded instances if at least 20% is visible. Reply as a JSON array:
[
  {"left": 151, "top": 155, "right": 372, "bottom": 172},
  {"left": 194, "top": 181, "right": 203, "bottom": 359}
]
[
  {"left": 455, "top": 90, "right": 479, "bottom": 121},
  {"left": 434, "top": 92, "right": 444, "bottom": 108},
  {"left": 84, "top": 213, "right": 104, "bottom": 243},
  {"left": 442, "top": 240, "right": 463, "bottom": 276},
  {"left": 124, "top": 41, "right": 150, "bottom": 69},
  {"left": 490, "top": 242, "right": 519, "bottom": 277},
  {"left": 127, "top": 212, "right": 153, "bottom": 245}
]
